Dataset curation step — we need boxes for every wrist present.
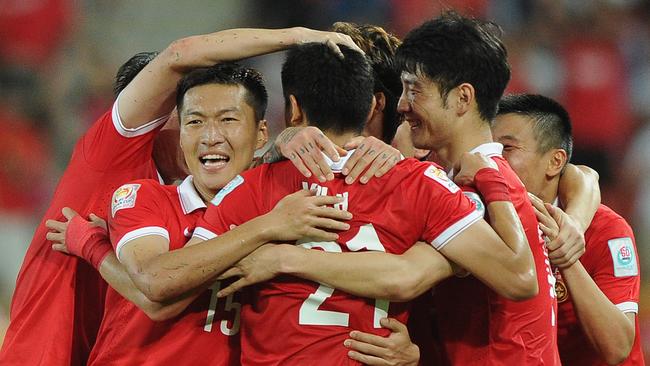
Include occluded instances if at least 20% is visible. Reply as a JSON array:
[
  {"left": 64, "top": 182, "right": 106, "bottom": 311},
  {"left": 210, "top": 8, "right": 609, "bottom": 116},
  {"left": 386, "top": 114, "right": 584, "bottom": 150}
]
[
  {"left": 254, "top": 213, "right": 279, "bottom": 242},
  {"left": 558, "top": 259, "right": 583, "bottom": 275},
  {"left": 86, "top": 242, "right": 112, "bottom": 271},
  {"left": 288, "top": 27, "right": 309, "bottom": 46},
  {"left": 278, "top": 245, "right": 301, "bottom": 275}
]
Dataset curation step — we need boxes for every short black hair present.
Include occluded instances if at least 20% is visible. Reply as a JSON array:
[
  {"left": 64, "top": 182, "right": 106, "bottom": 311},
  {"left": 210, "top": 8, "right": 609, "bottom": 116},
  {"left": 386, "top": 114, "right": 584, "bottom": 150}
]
[
  {"left": 176, "top": 63, "right": 268, "bottom": 121},
  {"left": 281, "top": 43, "right": 374, "bottom": 135},
  {"left": 497, "top": 94, "right": 573, "bottom": 162},
  {"left": 395, "top": 11, "right": 510, "bottom": 121},
  {"left": 331, "top": 22, "right": 402, "bottom": 143},
  {"left": 114, "top": 51, "right": 159, "bottom": 96}
]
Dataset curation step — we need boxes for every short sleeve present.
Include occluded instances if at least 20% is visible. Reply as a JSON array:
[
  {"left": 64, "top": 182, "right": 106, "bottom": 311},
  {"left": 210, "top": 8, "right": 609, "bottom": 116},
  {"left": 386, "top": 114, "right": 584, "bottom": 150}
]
[
  {"left": 108, "top": 180, "right": 169, "bottom": 261},
  {"left": 415, "top": 165, "right": 483, "bottom": 250},
  {"left": 587, "top": 219, "right": 640, "bottom": 313},
  {"left": 80, "top": 94, "right": 167, "bottom": 171},
  {"left": 193, "top": 167, "right": 267, "bottom": 241}
]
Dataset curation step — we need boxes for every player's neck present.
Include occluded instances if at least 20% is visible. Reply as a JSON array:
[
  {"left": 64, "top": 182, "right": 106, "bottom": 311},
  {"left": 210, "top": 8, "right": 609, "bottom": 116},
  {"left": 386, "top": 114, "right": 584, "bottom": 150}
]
[
  {"left": 444, "top": 118, "right": 494, "bottom": 171},
  {"left": 321, "top": 130, "right": 360, "bottom": 149},
  {"left": 193, "top": 181, "right": 217, "bottom": 204}
]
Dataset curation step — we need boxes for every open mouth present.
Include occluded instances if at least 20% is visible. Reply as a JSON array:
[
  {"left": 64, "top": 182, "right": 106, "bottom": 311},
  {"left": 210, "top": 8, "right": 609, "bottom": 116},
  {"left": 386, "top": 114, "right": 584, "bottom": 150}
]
[{"left": 199, "top": 154, "right": 230, "bottom": 168}]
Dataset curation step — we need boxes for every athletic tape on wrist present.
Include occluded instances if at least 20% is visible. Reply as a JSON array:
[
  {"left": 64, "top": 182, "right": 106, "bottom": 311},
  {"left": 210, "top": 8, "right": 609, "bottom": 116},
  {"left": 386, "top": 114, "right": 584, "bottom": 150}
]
[
  {"left": 66, "top": 215, "right": 112, "bottom": 270},
  {"left": 474, "top": 168, "right": 511, "bottom": 204}
]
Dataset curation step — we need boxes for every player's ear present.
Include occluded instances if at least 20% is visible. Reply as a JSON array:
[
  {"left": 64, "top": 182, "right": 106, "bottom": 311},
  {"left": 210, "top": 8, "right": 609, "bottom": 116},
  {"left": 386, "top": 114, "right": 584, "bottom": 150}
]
[
  {"left": 455, "top": 83, "right": 475, "bottom": 116},
  {"left": 373, "top": 92, "right": 385, "bottom": 114},
  {"left": 288, "top": 94, "right": 306, "bottom": 128},
  {"left": 546, "top": 149, "right": 567, "bottom": 177},
  {"left": 365, "top": 94, "right": 379, "bottom": 124},
  {"left": 256, "top": 120, "right": 269, "bottom": 149}
]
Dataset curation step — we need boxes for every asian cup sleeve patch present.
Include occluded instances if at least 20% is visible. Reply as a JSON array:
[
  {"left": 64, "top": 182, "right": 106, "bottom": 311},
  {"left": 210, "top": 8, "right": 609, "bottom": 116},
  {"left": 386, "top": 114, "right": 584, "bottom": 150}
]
[
  {"left": 608, "top": 237, "right": 638, "bottom": 277},
  {"left": 111, "top": 183, "right": 141, "bottom": 217},
  {"left": 424, "top": 165, "right": 460, "bottom": 193},
  {"left": 211, "top": 175, "right": 244, "bottom": 206}
]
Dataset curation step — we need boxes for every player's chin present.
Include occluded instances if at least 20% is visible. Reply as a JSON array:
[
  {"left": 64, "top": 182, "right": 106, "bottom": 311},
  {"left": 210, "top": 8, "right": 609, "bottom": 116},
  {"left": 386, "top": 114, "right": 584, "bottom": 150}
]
[{"left": 200, "top": 171, "right": 236, "bottom": 192}]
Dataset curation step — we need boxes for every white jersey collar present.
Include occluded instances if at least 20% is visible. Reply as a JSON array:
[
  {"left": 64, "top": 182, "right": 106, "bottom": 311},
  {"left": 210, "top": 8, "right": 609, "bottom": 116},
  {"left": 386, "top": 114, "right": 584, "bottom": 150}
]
[
  {"left": 177, "top": 176, "right": 207, "bottom": 214},
  {"left": 448, "top": 142, "right": 504, "bottom": 178},
  {"left": 469, "top": 142, "right": 504, "bottom": 157},
  {"left": 322, "top": 149, "right": 356, "bottom": 173}
]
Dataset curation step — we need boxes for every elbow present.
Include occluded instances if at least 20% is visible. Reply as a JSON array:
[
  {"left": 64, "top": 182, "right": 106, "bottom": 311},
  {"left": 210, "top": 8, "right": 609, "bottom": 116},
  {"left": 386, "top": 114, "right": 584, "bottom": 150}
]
[
  {"left": 143, "top": 307, "right": 175, "bottom": 322},
  {"left": 603, "top": 353, "right": 629, "bottom": 366},
  {"left": 134, "top": 274, "right": 175, "bottom": 303},
  {"left": 142, "top": 303, "right": 184, "bottom": 322},
  {"left": 384, "top": 267, "right": 429, "bottom": 302},
  {"left": 162, "top": 37, "right": 200, "bottom": 71},
  {"left": 602, "top": 330, "right": 635, "bottom": 365},
  {"left": 384, "top": 281, "right": 418, "bottom": 302},
  {"left": 602, "top": 344, "right": 632, "bottom": 366},
  {"left": 502, "top": 271, "right": 538, "bottom": 301}
]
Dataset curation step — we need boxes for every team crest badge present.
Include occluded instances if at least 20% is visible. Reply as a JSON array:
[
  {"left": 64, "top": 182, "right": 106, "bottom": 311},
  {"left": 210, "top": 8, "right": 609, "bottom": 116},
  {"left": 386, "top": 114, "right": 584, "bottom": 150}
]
[
  {"left": 111, "top": 184, "right": 141, "bottom": 217},
  {"left": 608, "top": 237, "right": 638, "bottom": 277},
  {"left": 555, "top": 278, "right": 569, "bottom": 303},
  {"left": 424, "top": 165, "right": 459, "bottom": 193}
]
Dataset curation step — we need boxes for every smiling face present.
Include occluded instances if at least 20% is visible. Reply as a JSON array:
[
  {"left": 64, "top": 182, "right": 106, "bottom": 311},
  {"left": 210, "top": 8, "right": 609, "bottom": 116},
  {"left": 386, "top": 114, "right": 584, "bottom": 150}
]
[
  {"left": 397, "top": 71, "right": 457, "bottom": 151},
  {"left": 179, "top": 83, "right": 267, "bottom": 200},
  {"left": 491, "top": 113, "right": 551, "bottom": 197}
]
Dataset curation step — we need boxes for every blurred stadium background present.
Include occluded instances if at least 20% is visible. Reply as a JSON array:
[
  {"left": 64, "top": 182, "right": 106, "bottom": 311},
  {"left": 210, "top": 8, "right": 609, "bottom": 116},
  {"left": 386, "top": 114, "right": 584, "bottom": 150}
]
[{"left": 1, "top": 0, "right": 649, "bottom": 359}]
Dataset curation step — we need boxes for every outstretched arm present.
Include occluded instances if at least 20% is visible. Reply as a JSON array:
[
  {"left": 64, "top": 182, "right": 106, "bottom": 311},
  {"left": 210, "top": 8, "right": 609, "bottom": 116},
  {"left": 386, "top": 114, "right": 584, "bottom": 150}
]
[
  {"left": 217, "top": 242, "right": 453, "bottom": 302},
  {"left": 219, "top": 153, "right": 537, "bottom": 302},
  {"left": 119, "top": 27, "right": 362, "bottom": 129},
  {"left": 120, "top": 190, "right": 351, "bottom": 302}
]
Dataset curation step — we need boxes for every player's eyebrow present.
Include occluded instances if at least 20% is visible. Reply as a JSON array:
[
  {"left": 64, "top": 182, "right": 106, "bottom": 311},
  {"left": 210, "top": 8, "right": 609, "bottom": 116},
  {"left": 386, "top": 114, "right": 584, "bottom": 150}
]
[
  {"left": 183, "top": 107, "right": 242, "bottom": 117},
  {"left": 183, "top": 109, "right": 206, "bottom": 117}
]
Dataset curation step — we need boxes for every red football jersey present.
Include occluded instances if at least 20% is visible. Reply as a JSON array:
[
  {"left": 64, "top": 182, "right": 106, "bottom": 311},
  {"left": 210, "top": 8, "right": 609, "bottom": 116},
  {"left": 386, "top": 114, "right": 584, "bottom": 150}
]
[
  {"left": 194, "top": 155, "right": 482, "bottom": 366},
  {"left": 432, "top": 143, "right": 559, "bottom": 366},
  {"left": 0, "top": 98, "right": 166, "bottom": 365},
  {"left": 556, "top": 204, "right": 644, "bottom": 365},
  {"left": 88, "top": 177, "right": 239, "bottom": 366}
]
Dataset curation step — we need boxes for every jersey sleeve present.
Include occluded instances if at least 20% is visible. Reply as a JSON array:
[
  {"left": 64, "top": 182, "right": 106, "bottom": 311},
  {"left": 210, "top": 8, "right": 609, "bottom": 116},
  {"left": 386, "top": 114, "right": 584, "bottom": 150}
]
[
  {"left": 108, "top": 180, "right": 169, "bottom": 261},
  {"left": 415, "top": 165, "right": 483, "bottom": 250},
  {"left": 587, "top": 218, "right": 640, "bottom": 313},
  {"left": 192, "top": 167, "right": 267, "bottom": 241},
  {"left": 79, "top": 93, "right": 167, "bottom": 171}
]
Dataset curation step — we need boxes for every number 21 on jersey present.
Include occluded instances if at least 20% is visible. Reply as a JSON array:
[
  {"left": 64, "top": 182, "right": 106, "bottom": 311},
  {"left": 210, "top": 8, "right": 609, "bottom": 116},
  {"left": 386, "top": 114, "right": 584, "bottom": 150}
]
[{"left": 298, "top": 223, "right": 389, "bottom": 328}]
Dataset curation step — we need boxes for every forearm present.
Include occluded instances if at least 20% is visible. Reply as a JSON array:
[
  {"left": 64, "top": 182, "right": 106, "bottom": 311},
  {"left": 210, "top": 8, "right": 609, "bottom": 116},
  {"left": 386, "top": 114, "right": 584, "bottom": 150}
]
[
  {"left": 478, "top": 201, "right": 537, "bottom": 299},
  {"left": 559, "top": 164, "right": 600, "bottom": 232},
  {"left": 131, "top": 215, "right": 273, "bottom": 302},
  {"left": 281, "top": 243, "right": 452, "bottom": 302},
  {"left": 120, "top": 27, "right": 319, "bottom": 127},
  {"left": 166, "top": 27, "right": 316, "bottom": 72},
  {"left": 561, "top": 262, "right": 635, "bottom": 364},
  {"left": 485, "top": 201, "right": 535, "bottom": 276},
  {"left": 99, "top": 253, "right": 196, "bottom": 321}
]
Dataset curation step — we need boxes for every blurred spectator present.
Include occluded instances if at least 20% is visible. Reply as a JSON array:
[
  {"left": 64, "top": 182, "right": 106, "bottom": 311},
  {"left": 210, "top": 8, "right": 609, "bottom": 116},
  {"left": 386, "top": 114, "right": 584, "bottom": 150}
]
[
  {"left": 0, "top": 0, "right": 74, "bottom": 68},
  {"left": 0, "top": 67, "right": 53, "bottom": 216}
]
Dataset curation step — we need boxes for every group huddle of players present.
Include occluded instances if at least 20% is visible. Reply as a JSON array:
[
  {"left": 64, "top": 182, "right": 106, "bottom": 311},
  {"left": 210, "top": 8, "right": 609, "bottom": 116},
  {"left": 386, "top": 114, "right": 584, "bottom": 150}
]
[{"left": 0, "top": 11, "right": 643, "bottom": 366}]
